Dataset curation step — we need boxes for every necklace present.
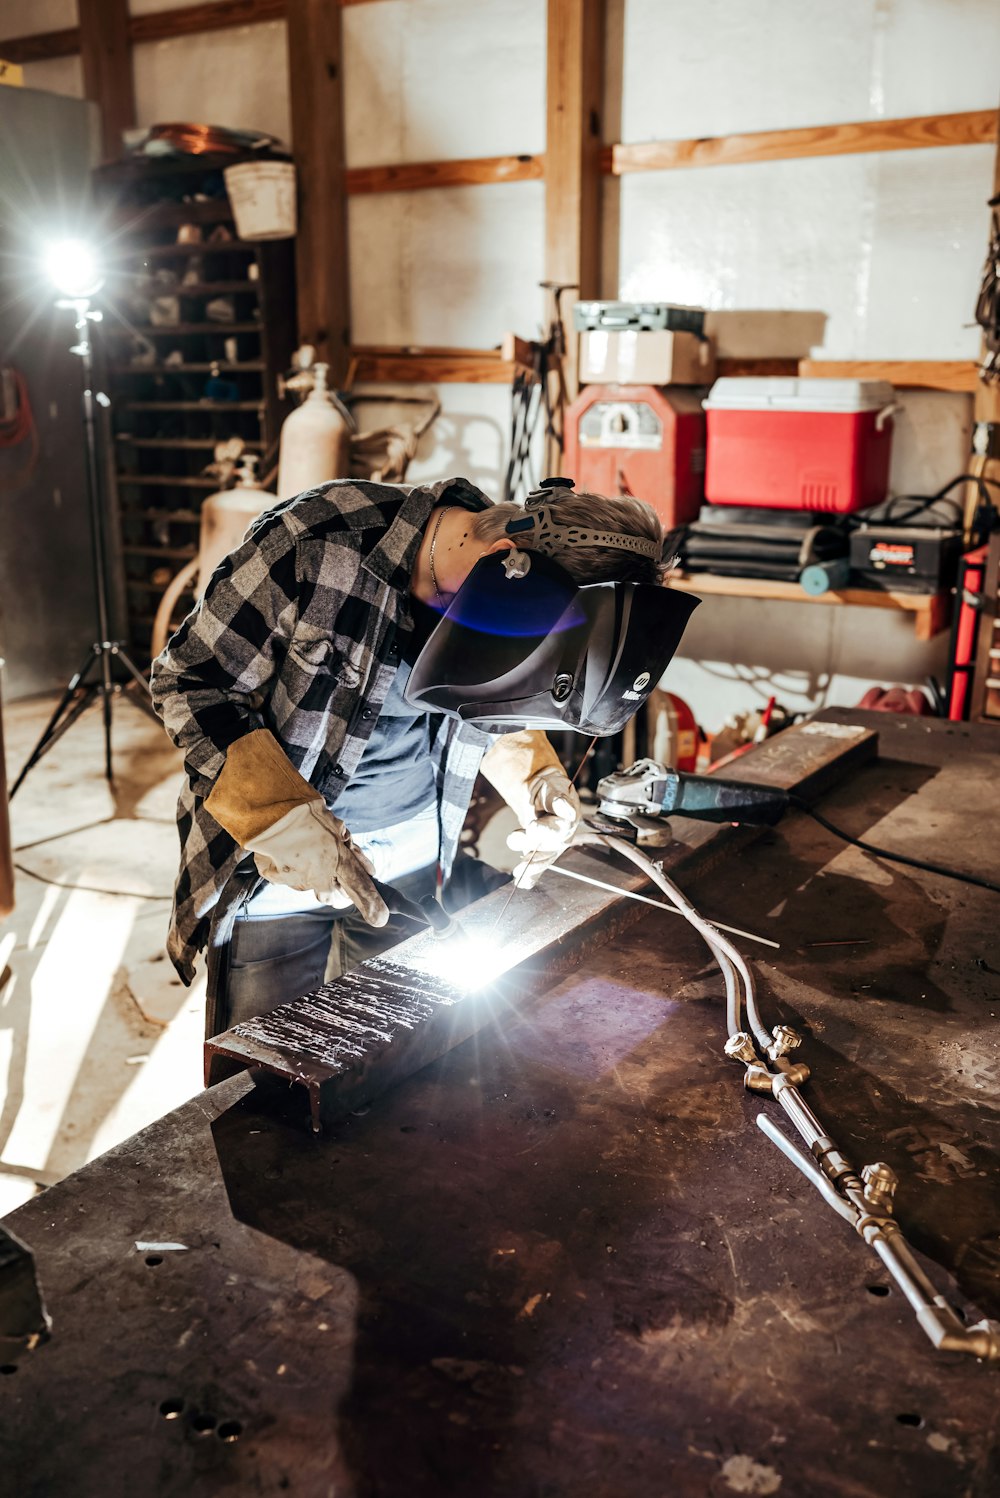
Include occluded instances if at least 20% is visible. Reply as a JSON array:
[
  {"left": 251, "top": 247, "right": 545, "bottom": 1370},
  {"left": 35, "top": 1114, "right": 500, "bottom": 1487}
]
[{"left": 428, "top": 507, "right": 453, "bottom": 602}]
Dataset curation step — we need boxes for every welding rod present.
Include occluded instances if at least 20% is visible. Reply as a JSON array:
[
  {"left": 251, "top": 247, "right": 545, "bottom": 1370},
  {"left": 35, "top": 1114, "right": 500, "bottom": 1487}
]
[{"left": 542, "top": 862, "right": 780, "bottom": 950}]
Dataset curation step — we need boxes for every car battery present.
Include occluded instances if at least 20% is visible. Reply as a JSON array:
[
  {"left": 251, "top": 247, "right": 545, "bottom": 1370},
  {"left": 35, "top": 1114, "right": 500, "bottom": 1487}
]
[
  {"left": 573, "top": 300, "right": 706, "bottom": 336},
  {"left": 849, "top": 522, "right": 963, "bottom": 593},
  {"left": 564, "top": 383, "right": 706, "bottom": 531},
  {"left": 704, "top": 377, "right": 897, "bottom": 513}
]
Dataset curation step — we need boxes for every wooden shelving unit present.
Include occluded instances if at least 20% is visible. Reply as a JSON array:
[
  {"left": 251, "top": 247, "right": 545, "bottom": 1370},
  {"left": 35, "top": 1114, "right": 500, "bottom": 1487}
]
[
  {"left": 92, "top": 152, "right": 296, "bottom": 664},
  {"left": 668, "top": 571, "right": 952, "bottom": 641}
]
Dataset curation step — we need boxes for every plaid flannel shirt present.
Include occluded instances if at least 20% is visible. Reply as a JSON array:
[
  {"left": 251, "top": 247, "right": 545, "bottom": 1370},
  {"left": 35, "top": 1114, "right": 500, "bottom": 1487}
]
[{"left": 151, "top": 477, "right": 494, "bottom": 983}]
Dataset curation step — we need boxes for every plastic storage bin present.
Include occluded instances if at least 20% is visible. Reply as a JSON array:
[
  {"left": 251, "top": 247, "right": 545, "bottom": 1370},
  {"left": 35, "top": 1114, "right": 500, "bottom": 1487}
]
[{"left": 704, "top": 377, "right": 897, "bottom": 513}]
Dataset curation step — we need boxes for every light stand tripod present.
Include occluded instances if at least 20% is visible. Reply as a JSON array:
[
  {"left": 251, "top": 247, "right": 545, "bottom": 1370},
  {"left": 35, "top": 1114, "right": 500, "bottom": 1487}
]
[{"left": 9, "top": 295, "right": 156, "bottom": 798}]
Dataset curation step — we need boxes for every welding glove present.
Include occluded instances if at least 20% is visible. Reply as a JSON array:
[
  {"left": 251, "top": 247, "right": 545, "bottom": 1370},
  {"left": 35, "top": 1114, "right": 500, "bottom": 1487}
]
[
  {"left": 204, "top": 728, "right": 389, "bottom": 927},
  {"left": 480, "top": 730, "right": 582, "bottom": 890}
]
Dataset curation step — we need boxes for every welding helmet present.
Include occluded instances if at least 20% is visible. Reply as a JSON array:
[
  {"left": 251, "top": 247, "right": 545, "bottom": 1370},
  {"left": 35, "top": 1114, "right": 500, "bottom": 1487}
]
[{"left": 404, "top": 547, "right": 699, "bottom": 735}]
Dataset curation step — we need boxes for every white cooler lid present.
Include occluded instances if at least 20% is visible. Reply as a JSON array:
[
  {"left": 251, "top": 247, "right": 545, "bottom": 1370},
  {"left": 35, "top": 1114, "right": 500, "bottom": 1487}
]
[{"left": 704, "top": 376, "right": 896, "bottom": 412}]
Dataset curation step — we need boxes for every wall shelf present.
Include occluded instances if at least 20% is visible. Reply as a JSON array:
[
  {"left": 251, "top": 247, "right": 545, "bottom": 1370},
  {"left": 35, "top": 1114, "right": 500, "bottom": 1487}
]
[
  {"left": 668, "top": 571, "right": 952, "bottom": 641},
  {"left": 120, "top": 401, "right": 265, "bottom": 412},
  {"left": 108, "top": 322, "right": 263, "bottom": 337},
  {"left": 110, "top": 362, "right": 266, "bottom": 374},
  {"left": 94, "top": 153, "right": 297, "bottom": 666},
  {"left": 116, "top": 436, "right": 264, "bottom": 450}
]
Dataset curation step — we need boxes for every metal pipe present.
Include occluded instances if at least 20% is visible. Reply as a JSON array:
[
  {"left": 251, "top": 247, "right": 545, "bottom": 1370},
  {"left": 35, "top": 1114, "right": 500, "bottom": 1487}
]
[
  {"left": 582, "top": 832, "right": 772, "bottom": 1050},
  {"left": 756, "top": 1114, "right": 855, "bottom": 1223},
  {"left": 564, "top": 831, "right": 1000, "bottom": 1367}
]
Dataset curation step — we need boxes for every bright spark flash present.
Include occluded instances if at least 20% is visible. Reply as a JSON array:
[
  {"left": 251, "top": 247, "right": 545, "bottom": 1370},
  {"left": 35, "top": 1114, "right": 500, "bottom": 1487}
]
[{"left": 420, "top": 931, "right": 507, "bottom": 992}]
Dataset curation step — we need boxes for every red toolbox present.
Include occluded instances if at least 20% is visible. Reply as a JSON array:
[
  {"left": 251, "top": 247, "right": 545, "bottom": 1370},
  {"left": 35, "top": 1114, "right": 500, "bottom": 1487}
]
[{"left": 704, "top": 377, "right": 897, "bottom": 513}]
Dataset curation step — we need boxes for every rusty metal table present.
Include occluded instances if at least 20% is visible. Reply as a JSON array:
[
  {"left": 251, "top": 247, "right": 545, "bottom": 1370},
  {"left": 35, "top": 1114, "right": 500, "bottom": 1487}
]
[{"left": 2, "top": 712, "right": 998, "bottom": 1497}]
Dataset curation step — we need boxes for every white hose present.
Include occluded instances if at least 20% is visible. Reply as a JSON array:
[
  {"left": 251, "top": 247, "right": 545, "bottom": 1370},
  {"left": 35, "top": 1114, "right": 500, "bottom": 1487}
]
[{"left": 577, "top": 831, "right": 768, "bottom": 1050}]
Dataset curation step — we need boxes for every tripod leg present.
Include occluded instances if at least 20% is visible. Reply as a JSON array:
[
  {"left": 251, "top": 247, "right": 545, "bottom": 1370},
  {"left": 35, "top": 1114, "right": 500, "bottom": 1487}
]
[
  {"left": 99, "top": 662, "right": 114, "bottom": 784},
  {"left": 25, "top": 684, "right": 101, "bottom": 765},
  {"left": 111, "top": 645, "right": 151, "bottom": 695},
  {"left": 9, "top": 647, "right": 100, "bottom": 798}
]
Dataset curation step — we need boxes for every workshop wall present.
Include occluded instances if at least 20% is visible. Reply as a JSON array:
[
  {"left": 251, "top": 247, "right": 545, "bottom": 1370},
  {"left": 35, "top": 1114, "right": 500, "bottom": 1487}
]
[
  {"left": 0, "top": 0, "right": 82, "bottom": 99},
  {"left": 607, "top": 0, "right": 998, "bottom": 727},
  {"left": 342, "top": 0, "right": 547, "bottom": 488},
  {"left": 3, "top": 0, "right": 997, "bottom": 726}
]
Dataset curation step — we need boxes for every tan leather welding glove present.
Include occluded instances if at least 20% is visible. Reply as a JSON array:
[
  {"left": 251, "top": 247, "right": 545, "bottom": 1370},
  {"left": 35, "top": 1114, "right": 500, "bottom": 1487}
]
[
  {"left": 205, "top": 729, "right": 389, "bottom": 927},
  {"left": 480, "top": 730, "right": 582, "bottom": 890}
]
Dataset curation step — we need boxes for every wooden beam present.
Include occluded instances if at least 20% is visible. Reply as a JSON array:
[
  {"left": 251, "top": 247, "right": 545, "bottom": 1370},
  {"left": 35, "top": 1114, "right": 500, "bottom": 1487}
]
[
  {"left": 798, "top": 359, "right": 979, "bottom": 393},
  {"left": 287, "top": 0, "right": 350, "bottom": 382},
  {"left": 604, "top": 109, "right": 996, "bottom": 176},
  {"left": 717, "top": 357, "right": 799, "bottom": 379},
  {"left": 545, "top": 0, "right": 605, "bottom": 435},
  {"left": 130, "top": 0, "right": 287, "bottom": 45},
  {"left": 501, "top": 332, "right": 537, "bottom": 374},
  {"left": 0, "top": 0, "right": 396, "bottom": 64},
  {"left": 348, "top": 345, "right": 513, "bottom": 385},
  {"left": 345, "top": 346, "right": 807, "bottom": 386},
  {"left": 0, "top": 27, "right": 80, "bottom": 63},
  {"left": 346, "top": 154, "right": 544, "bottom": 195},
  {"left": 78, "top": 0, "right": 136, "bottom": 163}
]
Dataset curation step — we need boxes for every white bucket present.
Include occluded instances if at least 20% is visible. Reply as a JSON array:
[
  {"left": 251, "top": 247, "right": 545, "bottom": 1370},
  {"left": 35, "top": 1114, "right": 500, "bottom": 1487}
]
[{"left": 223, "top": 160, "right": 297, "bottom": 241}]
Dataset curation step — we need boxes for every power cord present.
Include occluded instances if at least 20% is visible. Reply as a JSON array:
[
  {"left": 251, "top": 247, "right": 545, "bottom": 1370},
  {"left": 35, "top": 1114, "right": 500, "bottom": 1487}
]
[
  {"left": 788, "top": 794, "right": 1000, "bottom": 896},
  {"left": 12, "top": 862, "right": 173, "bottom": 899}
]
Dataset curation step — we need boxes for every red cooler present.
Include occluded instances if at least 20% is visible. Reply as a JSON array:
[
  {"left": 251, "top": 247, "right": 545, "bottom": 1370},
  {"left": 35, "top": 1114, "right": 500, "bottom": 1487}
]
[{"left": 704, "top": 377, "right": 897, "bottom": 513}]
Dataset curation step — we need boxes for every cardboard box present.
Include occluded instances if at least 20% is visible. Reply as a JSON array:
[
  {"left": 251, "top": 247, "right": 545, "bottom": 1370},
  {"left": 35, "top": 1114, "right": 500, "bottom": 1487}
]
[{"left": 579, "top": 329, "right": 716, "bottom": 386}]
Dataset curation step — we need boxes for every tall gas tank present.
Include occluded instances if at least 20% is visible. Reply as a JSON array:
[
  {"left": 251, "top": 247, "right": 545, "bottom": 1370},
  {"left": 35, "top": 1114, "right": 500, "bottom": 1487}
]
[
  {"left": 150, "top": 455, "right": 277, "bottom": 660},
  {"left": 199, "top": 455, "right": 276, "bottom": 584},
  {"left": 277, "top": 362, "right": 352, "bottom": 499}
]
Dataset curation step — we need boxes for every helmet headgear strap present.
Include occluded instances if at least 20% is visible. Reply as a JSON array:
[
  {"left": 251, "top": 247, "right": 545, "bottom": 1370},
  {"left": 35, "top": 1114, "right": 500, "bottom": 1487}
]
[{"left": 505, "top": 476, "right": 661, "bottom": 562}]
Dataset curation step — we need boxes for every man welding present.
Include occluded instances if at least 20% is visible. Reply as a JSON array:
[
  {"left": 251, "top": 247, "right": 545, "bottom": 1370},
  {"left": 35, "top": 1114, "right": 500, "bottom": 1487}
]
[{"left": 151, "top": 476, "right": 697, "bottom": 1040}]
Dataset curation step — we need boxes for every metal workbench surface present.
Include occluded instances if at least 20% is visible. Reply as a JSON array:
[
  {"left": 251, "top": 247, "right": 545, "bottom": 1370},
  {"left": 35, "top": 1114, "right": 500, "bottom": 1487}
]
[{"left": 2, "top": 712, "right": 999, "bottom": 1498}]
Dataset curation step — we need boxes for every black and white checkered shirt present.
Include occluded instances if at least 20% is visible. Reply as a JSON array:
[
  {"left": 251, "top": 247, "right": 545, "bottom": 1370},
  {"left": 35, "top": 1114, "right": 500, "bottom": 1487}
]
[{"left": 151, "top": 477, "right": 494, "bottom": 983}]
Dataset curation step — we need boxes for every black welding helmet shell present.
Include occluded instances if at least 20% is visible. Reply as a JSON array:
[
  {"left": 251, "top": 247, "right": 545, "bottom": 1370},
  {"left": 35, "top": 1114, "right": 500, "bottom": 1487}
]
[{"left": 404, "top": 550, "right": 699, "bottom": 734}]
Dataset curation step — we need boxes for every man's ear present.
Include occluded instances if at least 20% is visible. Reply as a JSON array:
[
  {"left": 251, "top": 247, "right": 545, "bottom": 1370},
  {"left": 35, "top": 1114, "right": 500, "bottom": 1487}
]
[{"left": 481, "top": 537, "right": 516, "bottom": 556}]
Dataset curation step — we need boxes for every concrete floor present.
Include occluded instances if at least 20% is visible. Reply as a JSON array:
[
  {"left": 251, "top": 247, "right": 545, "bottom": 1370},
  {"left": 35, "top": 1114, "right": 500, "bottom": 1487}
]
[{"left": 0, "top": 688, "right": 205, "bottom": 1216}]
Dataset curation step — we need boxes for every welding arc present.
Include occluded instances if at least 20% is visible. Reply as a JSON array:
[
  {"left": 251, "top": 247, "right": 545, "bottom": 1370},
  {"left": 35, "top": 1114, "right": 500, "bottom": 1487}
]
[{"left": 543, "top": 861, "right": 779, "bottom": 949}]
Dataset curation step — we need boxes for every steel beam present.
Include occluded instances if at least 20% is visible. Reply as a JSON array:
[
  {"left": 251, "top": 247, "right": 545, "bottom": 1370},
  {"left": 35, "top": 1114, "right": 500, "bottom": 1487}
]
[{"left": 207, "top": 718, "right": 878, "bottom": 1130}]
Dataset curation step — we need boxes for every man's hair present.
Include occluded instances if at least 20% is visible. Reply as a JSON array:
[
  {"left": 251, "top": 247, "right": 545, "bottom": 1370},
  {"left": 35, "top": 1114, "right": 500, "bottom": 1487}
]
[{"left": 474, "top": 491, "right": 666, "bottom": 585}]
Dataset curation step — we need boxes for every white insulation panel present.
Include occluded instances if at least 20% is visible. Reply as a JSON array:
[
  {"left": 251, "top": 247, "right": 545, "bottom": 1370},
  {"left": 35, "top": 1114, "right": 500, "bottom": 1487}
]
[
  {"left": 614, "top": 145, "right": 994, "bottom": 360},
  {"left": 618, "top": 0, "right": 1000, "bottom": 142},
  {"left": 349, "top": 181, "right": 546, "bottom": 349},
  {"left": 132, "top": 24, "right": 292, "bottom": 146},
  {"left": 0, "top": 0, "right": 76, "bottom": 38},
  {"left": 0, "top": 0, "right": 83, "bottom": 101},
  {"left": 343, "top": 0, "right": 546, "bottom": 167}
]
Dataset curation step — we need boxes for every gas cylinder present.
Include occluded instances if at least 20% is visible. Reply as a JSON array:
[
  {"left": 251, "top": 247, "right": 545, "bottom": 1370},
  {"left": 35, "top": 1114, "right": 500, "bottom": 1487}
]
[
  {"left": 645, "top": 689, "right": 700, "bottom": 771},
  {"left": 151, "top": 454, "right": 276, "bottom": 660},
  {"left": 277, "top": 362, "right": 353, "bottom": 499},
  {"left": 199, "top": 455, "right": 275, "bottom": 583}
]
